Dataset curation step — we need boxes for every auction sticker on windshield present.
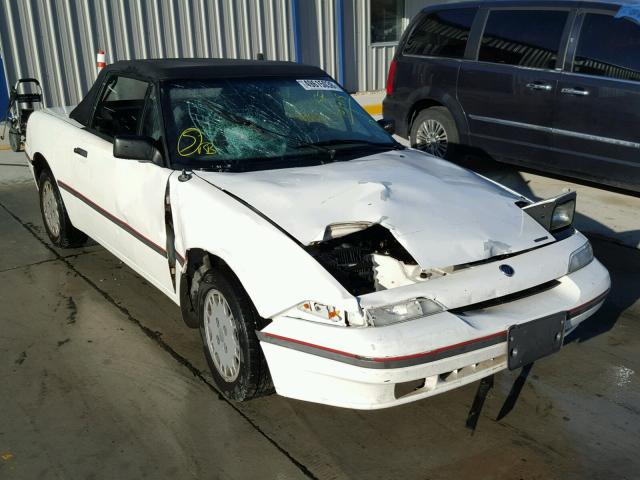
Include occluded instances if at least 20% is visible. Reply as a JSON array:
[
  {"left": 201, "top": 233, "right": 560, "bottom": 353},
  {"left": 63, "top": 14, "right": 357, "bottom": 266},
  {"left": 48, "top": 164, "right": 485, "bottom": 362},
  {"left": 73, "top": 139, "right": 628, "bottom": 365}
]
[{"left": 296, "top": 79, "right": 341, "bottom": 91}]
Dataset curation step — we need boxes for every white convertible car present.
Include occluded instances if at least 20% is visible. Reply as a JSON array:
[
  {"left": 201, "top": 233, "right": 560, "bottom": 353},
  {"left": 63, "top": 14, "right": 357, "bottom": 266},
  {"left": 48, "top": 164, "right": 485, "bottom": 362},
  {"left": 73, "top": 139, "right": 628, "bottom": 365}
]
[{"left": 26, "top": 59, "right": 610, "bottom": 409}]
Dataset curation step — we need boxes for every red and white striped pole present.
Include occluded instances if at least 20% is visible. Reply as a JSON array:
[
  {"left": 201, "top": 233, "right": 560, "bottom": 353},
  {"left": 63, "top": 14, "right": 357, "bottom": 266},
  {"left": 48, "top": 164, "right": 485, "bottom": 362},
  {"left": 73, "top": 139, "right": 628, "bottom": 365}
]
[{"left": 96, "top": 49, "right": 106, "bottom": 73}]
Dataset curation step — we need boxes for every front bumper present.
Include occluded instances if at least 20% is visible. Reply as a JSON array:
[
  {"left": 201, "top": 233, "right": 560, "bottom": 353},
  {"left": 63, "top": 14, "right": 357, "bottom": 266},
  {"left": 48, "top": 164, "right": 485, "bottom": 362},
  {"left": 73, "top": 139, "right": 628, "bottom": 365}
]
[{"left": 258, "top": 258, "right": 610, "bottom": 409}]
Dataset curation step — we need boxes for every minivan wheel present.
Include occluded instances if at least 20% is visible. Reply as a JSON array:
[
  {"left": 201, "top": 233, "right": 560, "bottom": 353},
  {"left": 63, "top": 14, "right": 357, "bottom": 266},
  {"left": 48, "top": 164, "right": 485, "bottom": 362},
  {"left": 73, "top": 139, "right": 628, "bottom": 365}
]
[
  {"left": 198, "top": 267, "right": 273, "bottom": 401},
  {"left": 410, "top": 107, "right": 459, "bottom": 160}
]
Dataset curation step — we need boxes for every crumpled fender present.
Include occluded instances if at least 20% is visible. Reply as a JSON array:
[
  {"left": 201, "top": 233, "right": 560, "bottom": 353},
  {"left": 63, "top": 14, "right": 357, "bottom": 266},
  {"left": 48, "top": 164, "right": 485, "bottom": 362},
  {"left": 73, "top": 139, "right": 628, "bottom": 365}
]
[{"left": 169, "top": 173, "right": 359, "bottom": 319}]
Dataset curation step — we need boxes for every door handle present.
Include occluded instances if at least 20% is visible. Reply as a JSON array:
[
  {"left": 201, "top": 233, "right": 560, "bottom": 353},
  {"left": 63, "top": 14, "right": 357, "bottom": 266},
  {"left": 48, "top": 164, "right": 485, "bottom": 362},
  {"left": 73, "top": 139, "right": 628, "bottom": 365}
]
[
  {"left": 73, "top": 147, "right": 88, "bottom": 157},
  {"left": 561, "top": 87, "right": 590, "bottom": 96},
  {"left": 526, "top": 82, "right": 553, "bottom": 91}
]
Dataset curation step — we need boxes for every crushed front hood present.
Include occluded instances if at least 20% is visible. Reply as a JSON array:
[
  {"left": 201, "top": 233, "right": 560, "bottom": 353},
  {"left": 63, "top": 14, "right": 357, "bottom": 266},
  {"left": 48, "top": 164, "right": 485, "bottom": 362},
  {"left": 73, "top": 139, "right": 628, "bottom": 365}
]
[{"left": 197, "top": 149, "right": 554, "bottom": 269}]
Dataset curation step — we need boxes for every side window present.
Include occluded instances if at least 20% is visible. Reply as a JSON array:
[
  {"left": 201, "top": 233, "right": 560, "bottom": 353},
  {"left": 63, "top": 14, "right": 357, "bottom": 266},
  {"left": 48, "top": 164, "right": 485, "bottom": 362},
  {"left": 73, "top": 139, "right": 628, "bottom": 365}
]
[
  {"left": 573, "top": 13, "right": 640, "bottom": 82},
  {"left": 91, "top": 76, "right": 150, "bottom": 138},
  {"left": 478, "top": 10, "right": 569, "bottom": 70},
  {"left": 140, "top": 87, "right": 163, "bottom": 142},
  {"left": 403, "top": 8, "right": 477, "bottom": 58}
]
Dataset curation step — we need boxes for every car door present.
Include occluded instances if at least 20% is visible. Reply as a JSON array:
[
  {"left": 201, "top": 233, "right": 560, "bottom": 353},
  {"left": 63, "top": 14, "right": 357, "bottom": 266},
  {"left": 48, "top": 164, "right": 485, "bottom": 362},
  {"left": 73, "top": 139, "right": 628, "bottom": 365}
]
[
  {"left": 457, "top": 7, "right": 573, "bottom": 166},
  {"left": 78, "top": 75, "right": 176, "bottom": 297},
  {"left": 111, "top": 84, "right": 178, "bottom": 297},
  {"left": 61, "top": 75, "right": 149, "bottom": 257},
  {"left": 552, "top": 10, "right": 640, "bottom": 190}
]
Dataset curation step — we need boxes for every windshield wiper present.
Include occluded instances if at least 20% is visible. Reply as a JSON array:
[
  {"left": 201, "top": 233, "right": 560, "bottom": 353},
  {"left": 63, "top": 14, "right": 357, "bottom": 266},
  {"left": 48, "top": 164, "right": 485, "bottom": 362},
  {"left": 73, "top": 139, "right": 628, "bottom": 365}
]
[
  {"left": 307, "top": 139, "right": 403, "bottom": 149},
  {"left": 196, "top": 99, "right": 337, "bottom": 163}
]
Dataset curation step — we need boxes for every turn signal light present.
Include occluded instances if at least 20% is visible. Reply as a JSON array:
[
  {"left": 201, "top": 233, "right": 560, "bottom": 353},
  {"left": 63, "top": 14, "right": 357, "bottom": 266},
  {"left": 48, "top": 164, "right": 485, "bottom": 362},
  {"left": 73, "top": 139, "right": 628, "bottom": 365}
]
[{"left": 298, "top": 301, "right": 342, "bottom": 323}]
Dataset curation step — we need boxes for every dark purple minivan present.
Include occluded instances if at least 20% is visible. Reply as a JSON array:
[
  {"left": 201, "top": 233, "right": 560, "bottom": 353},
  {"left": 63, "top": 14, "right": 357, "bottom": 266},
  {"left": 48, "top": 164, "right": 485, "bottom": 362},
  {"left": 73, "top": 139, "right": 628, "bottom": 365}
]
[{"left": 383, "top": 0, "right": 640, "bottom": 192}]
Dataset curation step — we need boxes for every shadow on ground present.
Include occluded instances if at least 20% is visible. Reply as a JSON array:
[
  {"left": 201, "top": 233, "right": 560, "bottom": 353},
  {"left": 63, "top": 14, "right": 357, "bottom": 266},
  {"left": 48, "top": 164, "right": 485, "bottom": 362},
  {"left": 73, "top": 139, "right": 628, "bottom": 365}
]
[{"left": 457, "top": 154, "right": 640, "bottom": 344}]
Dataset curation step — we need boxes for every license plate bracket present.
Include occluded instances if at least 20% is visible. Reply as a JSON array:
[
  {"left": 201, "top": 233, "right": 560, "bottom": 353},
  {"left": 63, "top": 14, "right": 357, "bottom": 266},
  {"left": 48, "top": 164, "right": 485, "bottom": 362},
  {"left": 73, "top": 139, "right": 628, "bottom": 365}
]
[{"left": 507, "top": 313, "right": 566, "bottom": 370}]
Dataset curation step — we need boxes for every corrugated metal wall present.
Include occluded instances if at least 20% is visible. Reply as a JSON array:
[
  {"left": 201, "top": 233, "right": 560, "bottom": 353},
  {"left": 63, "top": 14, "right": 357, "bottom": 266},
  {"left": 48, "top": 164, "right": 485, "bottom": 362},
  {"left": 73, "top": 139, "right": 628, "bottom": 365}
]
[
  {"left": 0, "top": 0, "right": 445, "bottom": 107},
  {"left": 299, "top": 0, "right": 402, "bottom": 93},
  {"left": 298, "top": 0, "right": 339, "bottom": 82},
  {"left": 0, "top": 0, "right": 295, "bottom": 107}
]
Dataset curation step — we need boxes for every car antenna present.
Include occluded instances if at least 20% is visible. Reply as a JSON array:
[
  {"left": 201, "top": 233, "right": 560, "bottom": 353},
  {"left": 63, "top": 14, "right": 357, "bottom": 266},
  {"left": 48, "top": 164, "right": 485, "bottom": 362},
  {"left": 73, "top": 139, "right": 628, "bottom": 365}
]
[{"left": 178, "top": 169, "right": 192, "bottom": 182}]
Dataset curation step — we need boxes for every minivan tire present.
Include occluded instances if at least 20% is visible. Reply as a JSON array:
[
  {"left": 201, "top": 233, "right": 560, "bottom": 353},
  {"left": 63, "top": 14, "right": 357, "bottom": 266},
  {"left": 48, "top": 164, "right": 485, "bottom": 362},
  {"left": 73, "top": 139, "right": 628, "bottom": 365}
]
[{"left": 410, "top": 107, "right": 459, "bottom": 160}]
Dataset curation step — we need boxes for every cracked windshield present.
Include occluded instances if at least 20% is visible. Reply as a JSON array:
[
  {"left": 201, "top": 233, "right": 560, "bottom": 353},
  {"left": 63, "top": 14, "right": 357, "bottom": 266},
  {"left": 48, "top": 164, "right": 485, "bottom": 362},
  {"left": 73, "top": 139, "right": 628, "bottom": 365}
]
[{"left": 163, "top": 77, "right": 395, "bottom": 171}]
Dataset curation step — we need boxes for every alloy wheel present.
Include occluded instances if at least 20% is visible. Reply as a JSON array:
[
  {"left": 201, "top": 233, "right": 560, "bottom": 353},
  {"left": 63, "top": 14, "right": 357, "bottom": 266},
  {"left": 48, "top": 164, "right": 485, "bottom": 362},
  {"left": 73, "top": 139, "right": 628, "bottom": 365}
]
[{"left": 416, "top": 119, "right": 448, "bottom": 157}]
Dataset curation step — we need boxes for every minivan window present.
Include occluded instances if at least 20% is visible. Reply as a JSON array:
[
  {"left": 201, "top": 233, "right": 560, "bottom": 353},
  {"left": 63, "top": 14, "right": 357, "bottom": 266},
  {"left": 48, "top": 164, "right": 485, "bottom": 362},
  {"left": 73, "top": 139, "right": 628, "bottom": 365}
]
[
  {"left": 403, "top": 8, "right": 477, "bottom": 58},
  {"left": 573, "top": 13, "right": 640, "bottom": 82},
  {"left": 478, "top": 10, "right": 569, "bottom": 70}
]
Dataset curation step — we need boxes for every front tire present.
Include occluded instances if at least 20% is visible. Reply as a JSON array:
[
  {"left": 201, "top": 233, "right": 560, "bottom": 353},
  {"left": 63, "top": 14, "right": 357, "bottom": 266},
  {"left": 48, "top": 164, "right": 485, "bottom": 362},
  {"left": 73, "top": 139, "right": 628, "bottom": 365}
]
[
  {"left": 198, "top": 267, "right": 273, "bottom": 401},
  {"left": 410, "top": 107, "right": 459, "bottom": 160},
  {"left": 38, "top": 169, "right": 87, "bottom": 248}
]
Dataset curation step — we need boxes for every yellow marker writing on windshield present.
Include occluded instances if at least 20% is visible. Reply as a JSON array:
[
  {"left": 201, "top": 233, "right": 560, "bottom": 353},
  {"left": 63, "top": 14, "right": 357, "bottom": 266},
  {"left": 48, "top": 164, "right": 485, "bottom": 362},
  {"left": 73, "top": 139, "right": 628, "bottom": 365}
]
[{"left": 178, "top": 127, "right": 216, "bottom": 156}]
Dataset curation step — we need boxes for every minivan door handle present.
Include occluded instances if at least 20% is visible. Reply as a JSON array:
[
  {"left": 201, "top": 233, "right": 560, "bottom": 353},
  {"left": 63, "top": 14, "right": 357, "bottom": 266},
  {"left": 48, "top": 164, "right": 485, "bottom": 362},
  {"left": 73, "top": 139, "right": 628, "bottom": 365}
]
[
  {"left": 526, "top": 82, "right": 553, "bottom": 91},
  {"left": 73, "top": 147, "right": 88, "bottom": 157},
  {"left": 561, "top": 87, "right": 590, "bottom": 96}
]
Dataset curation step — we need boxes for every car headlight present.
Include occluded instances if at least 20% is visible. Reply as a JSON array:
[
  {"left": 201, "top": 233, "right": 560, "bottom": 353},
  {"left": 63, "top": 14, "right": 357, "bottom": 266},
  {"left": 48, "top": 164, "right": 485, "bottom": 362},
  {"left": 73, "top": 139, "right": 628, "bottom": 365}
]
[
  {"left": 523, "top": 191, "right": 576, "bottom": 232},
  {"left": 568, "top": 242, "right": 593, "bottom": 274},
  {"left": 551, "top": 198, "right": 575, "bottom": 231},
  {"left": 365, "top": 298, "right": 443, "bottom": 327}
]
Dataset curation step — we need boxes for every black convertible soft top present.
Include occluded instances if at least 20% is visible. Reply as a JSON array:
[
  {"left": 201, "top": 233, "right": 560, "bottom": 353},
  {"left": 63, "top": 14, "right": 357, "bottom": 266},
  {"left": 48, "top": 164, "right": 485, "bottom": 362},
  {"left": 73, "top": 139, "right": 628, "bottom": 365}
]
[{"left": 70, "top": 58, "right": 328, "bottom": 127}]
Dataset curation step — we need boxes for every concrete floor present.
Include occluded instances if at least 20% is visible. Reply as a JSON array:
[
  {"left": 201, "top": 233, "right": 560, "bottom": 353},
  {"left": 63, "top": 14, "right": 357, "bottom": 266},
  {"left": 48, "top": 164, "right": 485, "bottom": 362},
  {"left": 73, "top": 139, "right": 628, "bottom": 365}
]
[{"left": 1, "top": 157, "right": 639, "bottom": 479}]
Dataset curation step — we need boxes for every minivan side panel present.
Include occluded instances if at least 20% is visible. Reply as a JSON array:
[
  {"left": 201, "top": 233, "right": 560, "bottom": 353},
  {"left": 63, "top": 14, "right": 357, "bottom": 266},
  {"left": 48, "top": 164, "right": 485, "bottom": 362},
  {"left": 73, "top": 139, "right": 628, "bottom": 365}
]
[
  {"left": 382, "top": 7, "right": 477, "bottom": 141},
  {"left": 458, "top": 63, "right": 560, "bottom": 163},
  {"left": 388, "top": 56, "right": 468, "bottom": 141},
  {"left": 457, "top": 7, "right": 574, "bottom": 166},
  {"left": 552, "top": 10, "right": 640, "bottom": 191},
  {"left": 552, "top": 73, "right": 640, "bottom": 190}
]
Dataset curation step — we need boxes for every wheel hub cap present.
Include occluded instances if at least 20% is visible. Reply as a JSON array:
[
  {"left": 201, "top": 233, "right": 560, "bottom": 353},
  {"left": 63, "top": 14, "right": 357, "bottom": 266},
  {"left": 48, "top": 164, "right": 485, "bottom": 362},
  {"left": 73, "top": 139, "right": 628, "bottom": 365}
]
[
  {"left": 42, "top": 181, "right": 61, "bottom": 237},
  {"left": 416, "top": 119, "right": 448, "bottom": 158},
  {"left": 203, "top": 289, "right": 241, "bottom": 382}
]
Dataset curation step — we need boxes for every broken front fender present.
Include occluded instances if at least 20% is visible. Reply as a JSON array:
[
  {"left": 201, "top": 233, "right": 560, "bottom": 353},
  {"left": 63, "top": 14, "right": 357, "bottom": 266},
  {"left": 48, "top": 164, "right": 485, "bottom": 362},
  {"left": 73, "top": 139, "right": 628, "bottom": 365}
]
[{"left": 168, "top": 173, "right": 360, "bottom": 321}]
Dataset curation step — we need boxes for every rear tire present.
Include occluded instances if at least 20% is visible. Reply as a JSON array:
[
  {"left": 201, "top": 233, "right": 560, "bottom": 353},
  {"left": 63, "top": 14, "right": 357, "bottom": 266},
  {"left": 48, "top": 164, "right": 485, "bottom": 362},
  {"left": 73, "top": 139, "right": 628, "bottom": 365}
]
[
  {"left": 9, "top": 128, "right": 21, "bottom": 152},
  {"left": 198, "top": 266, "right": 273, "bottom": 401},
  {"left": 38, "top": 169, "right": 87, "bottom": 248},
  {"left": 410, "top": 107, "right": 459, "bottom": 160}
]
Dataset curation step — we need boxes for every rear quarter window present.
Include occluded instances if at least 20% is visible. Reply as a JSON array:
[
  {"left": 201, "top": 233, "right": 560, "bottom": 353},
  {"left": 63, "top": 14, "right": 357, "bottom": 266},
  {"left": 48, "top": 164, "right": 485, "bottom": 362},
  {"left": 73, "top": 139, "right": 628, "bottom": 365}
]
[
  {"left": 478, "top": 10, "right": 569, "bottom": 70},
  {"left": 403, "top": 8, "right": 477, "bottom": 59},
  {"left": 573, "top": 13, "right": 640, "bottom": 82}
]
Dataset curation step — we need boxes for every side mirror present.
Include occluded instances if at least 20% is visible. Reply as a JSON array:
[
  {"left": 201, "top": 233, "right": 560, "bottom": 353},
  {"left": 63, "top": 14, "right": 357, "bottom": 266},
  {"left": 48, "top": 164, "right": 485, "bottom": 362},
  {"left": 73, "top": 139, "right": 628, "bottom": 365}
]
[
  {"left": 377, "top": 118, "right": 395, "bottom": 135},
  {"left": 113, "top": 135, "right": 162, "bottom": 164}
]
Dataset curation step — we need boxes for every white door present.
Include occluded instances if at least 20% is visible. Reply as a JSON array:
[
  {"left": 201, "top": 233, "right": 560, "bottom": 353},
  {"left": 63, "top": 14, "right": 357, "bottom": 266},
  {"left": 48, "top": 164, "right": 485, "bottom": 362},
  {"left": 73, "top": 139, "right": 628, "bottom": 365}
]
[{"left": 68, "top": 75, "right": 177, "bottom": 297}]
